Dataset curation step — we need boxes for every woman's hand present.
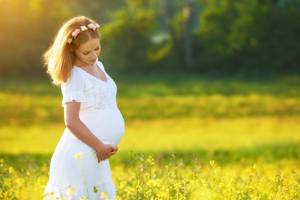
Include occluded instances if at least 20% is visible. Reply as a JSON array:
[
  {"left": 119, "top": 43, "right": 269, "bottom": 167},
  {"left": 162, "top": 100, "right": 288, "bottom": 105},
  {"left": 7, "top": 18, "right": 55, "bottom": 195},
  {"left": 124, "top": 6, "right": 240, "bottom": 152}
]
[{"left": 96, "top": 144, "right": 118, "bottom": 162}]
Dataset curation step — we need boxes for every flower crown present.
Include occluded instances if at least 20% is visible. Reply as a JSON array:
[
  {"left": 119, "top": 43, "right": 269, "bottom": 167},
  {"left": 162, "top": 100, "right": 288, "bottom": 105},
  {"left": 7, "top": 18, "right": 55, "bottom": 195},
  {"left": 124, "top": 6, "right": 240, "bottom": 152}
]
[{"left": 67, "top": 23, "right": 100, "bottom": 44}]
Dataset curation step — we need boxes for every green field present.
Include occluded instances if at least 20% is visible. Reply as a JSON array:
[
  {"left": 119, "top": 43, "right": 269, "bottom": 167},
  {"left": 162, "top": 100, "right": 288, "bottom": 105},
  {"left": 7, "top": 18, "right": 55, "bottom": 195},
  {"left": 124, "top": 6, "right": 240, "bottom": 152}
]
[{"left": 1, "top": 74, "right": 300, "bottom": 199}]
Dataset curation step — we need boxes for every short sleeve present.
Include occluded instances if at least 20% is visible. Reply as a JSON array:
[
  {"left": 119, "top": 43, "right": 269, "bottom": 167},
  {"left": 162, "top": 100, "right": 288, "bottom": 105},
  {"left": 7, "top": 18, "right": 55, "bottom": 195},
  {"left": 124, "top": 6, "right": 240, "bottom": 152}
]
[{"left": 61, "top": 68, "right": 87, "bottom": 106}]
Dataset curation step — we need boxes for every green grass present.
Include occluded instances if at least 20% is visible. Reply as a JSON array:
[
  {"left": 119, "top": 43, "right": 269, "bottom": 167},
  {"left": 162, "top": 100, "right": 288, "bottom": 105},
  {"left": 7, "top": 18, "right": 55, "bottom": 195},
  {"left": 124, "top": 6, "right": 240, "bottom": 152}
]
[
  {"left": 0, "top": 74, "right": 300, "bottom": 199},
  {"left": 1, "top": 74, "right": 300, "bottom": 125}
]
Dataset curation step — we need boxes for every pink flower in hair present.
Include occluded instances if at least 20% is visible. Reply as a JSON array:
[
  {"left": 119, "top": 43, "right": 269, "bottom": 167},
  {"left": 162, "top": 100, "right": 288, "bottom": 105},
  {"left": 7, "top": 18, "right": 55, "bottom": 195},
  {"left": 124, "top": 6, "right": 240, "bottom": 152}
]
[
  {"left": 80, "top": 25, "right": 88, "bottom": 31},
  {"left": 67, "top": 38, "right": 73, "bottom": 44},
  {"left": 87, "top": 23, "right": 97, "bottom": 30},
  {"left": 71, "top": 28, "right": 81, "bottom": 38}
]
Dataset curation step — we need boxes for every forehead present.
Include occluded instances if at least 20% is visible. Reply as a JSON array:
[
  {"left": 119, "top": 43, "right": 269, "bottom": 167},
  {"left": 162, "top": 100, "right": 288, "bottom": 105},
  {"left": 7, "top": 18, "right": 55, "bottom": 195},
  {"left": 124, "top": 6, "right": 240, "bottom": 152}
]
[{"left": 79, "top": 38, "right": 100, "bottom": 51}]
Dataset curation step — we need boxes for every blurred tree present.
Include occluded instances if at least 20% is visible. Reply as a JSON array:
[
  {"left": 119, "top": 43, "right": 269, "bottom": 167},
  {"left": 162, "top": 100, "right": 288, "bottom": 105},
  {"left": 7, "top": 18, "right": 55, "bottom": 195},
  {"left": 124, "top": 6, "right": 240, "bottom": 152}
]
[
  {"left": 151, "top": 0, "right": 201, "bottom": 71},
  {"left": 100, "top": 0, "right": 156, "bottom": 72},
  {"left": 197, "top": 0, "right": 300, "bottom": 75},
  {"left": 0, "top": 0, "right": 73, "bottom": 76},
  {"left": 0, "top": 0, "right": 299, "bottom": 76},
  {"left": 182, "top": 0, "right": 196, "bottom": 68}
]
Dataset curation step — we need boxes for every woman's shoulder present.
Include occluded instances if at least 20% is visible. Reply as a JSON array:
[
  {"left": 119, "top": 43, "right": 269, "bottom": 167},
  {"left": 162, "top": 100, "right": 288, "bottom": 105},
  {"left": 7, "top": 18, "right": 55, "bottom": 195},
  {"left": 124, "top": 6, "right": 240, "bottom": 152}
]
[
  {"left": 70, "top": 66, "right": 84, "bottom": 78},
  {"left": 70, "top": 65, "right": 81, "bottom": 73},
  {"left": 61, "top": 67, "right": 83, "bottom": 88}
]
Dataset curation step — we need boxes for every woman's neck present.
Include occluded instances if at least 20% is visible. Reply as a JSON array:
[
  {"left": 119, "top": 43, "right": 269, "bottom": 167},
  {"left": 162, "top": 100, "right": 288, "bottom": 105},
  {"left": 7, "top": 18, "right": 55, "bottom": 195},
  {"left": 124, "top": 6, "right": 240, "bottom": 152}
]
[{"left": 73, "top": 59, "right": 92, "bottom": 68}]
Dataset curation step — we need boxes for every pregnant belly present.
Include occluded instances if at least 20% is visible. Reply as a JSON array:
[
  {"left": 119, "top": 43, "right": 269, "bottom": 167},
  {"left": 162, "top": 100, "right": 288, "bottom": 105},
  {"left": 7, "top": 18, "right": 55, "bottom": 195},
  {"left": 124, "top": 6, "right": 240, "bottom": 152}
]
[{"left": 79, "top": 108, "right": 125, "bottom": 146}]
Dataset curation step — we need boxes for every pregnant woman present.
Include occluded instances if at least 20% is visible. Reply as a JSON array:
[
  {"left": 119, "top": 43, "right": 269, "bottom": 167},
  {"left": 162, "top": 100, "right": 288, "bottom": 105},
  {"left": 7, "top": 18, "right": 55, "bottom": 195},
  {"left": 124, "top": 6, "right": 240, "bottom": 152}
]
[{"left": 42, "top": 16, "right": 125, "bottom": 199}]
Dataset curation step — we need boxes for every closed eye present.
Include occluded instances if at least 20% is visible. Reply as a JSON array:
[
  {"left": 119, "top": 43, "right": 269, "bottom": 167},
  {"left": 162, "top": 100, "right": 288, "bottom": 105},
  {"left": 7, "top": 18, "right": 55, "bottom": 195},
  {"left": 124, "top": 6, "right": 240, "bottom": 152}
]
[{"left": 83, "top": 47, "right": 100, "bottom": 55}]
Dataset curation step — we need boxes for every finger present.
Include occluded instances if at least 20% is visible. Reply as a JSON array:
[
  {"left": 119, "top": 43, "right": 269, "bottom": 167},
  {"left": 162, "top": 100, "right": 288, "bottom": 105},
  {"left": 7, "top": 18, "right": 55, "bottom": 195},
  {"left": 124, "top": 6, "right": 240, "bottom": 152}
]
[
  {"left": 111, "top": 149, "right": 117, "bottom": 153},
  {"left": 111, "top": 146, "right": 116, "bottom": 152}
]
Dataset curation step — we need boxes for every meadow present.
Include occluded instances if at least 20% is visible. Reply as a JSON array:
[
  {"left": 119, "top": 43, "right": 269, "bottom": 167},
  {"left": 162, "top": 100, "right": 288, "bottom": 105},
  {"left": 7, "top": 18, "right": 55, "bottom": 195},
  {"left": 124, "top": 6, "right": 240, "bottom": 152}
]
[{"left": 0, "top": 73, "right": 300, "bottom": 199}]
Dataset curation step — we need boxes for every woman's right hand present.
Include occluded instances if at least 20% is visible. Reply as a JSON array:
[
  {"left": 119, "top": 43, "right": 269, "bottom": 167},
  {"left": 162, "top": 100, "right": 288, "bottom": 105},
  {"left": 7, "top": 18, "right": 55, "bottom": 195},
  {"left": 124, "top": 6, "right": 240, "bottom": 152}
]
[{"left": 96, "top": 144, "right": 118, "bottom": 162}]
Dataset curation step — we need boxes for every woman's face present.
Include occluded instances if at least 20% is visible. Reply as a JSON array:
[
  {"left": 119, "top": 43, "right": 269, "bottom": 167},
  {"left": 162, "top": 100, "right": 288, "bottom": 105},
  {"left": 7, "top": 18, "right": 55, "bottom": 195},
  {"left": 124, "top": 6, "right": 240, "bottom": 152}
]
[{"left": 74, "top": 37, "right": 101, "bottom": 66}]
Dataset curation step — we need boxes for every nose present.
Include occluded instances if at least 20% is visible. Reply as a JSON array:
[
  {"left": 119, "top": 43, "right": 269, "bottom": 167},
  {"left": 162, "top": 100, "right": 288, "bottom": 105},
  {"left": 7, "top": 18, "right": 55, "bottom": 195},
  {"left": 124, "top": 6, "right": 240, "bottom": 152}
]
[
  {"left": 91, "top": 51, "right": 98, "bottom": 58},
  {"left": 89, "top": 53, "right": 98, "bottom": 61}
]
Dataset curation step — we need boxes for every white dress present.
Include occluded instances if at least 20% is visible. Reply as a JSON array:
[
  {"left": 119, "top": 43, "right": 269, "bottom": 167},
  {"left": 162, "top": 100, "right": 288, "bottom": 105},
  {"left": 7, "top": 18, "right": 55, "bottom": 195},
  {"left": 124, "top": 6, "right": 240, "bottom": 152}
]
[{"left": 43, "top": 59, "right": 125, "bottom": 200}]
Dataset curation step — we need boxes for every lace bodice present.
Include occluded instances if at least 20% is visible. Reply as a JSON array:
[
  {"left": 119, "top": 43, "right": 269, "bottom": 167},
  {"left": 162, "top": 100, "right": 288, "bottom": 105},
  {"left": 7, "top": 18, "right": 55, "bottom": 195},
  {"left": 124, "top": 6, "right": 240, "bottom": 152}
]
[{"left": 61, "top": 59, "right": 118, "bottom": 111}]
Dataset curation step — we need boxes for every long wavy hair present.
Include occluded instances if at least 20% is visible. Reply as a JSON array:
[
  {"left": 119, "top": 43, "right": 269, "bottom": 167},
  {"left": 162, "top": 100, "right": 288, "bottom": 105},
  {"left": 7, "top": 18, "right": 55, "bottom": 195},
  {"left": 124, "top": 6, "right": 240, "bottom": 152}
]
[{"left": 43, "top": 16, "right": 100, "bottom": 85}]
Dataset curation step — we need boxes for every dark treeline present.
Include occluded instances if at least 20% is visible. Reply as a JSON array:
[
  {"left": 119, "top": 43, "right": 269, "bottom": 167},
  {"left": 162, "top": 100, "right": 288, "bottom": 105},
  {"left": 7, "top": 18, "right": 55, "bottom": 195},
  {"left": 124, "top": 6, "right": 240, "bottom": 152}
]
[{"left": 0, "top": 0, "right": 299, "bottom": 77}]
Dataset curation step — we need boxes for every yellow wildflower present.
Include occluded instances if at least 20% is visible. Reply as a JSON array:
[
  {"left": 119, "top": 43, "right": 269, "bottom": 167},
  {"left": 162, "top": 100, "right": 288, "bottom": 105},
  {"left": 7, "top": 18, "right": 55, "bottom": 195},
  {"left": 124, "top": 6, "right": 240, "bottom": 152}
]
[
  {"left": 79, "top": 196, "right": 87, "bottom": 200},
  {"left": 74, "top": 152, "right": 84, "bottom": 160},
  {"left": 66, "top": 185, "right": 76, "bottom": 196},
  {"left": 93, "top": 185, "right": 98, "bottom": 193},
  {"left": 100, "top": 191, "right": 108, "bottom": 199}
]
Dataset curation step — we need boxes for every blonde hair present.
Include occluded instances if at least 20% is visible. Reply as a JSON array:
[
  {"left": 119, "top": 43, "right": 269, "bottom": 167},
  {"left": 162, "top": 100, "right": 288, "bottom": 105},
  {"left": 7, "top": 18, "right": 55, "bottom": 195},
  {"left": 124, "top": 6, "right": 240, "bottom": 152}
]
[{"left": 43, "top": 16, "right": 100, "bottom": 85}]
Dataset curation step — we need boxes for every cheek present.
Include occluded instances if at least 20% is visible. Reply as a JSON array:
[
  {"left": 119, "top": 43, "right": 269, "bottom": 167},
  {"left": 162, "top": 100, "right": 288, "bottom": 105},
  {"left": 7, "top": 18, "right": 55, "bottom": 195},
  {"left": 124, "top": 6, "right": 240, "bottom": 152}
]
[{"left": 74, "top": 51, "right": 82, "bottom": 59}]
